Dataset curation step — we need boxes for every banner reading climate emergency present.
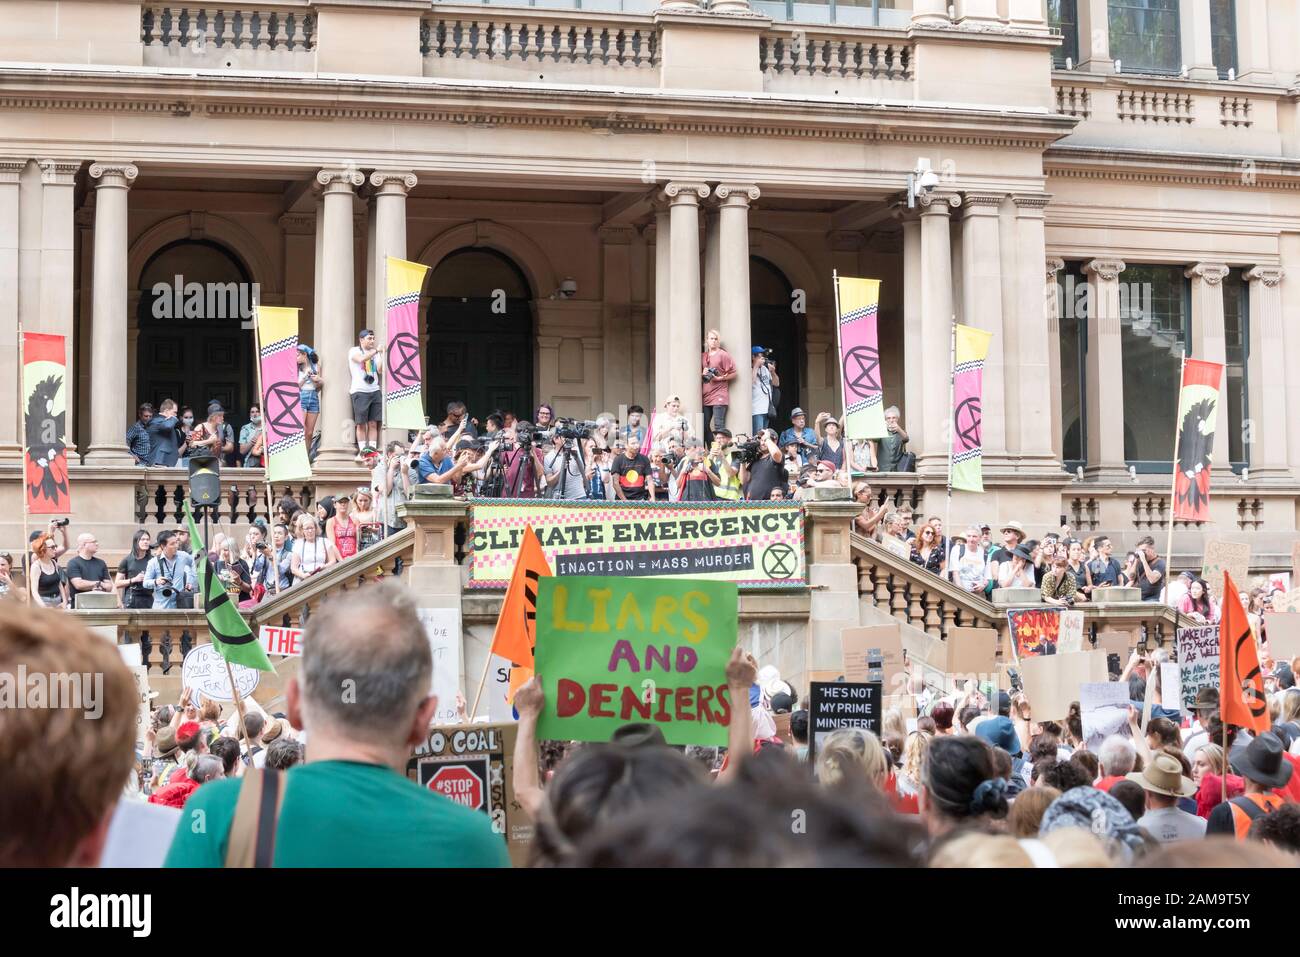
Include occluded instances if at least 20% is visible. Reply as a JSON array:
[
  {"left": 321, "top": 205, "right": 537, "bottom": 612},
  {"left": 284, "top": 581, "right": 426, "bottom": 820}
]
[{"left": 469, "top": 501, "right": 805, "bottom": 588}]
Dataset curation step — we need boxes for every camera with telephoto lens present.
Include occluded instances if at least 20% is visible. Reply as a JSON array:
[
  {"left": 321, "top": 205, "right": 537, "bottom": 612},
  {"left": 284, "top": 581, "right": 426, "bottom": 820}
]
[
  {"left": 52, "top": 518, "right": 71, "bottom": 528},
  {"left": 159, "top": 578, "right": 175, "bottom": 600},
  {"left": 553, "top": 417, "right": 596, "bottom": 441},
  {"left": 735, "top": 439, "right": 764, "bottom": 465},
  {"left": 659, "top": 451, "right": 680, "bottom": 470}
]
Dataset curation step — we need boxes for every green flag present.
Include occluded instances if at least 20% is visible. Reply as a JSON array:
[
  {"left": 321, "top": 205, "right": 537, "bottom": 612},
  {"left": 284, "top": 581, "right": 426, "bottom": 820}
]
[{"left": 184, "top": 501, "right": 275, "bottom": 673}]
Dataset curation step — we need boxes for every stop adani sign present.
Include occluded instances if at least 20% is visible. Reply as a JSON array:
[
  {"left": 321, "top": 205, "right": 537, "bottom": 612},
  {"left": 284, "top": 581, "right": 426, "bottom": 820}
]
[
  {"left": 428, "top": 764, "right": 484, "bottom": 811},
  {"left": 534, "top": 575, "right": 739, "bottom": 747}
]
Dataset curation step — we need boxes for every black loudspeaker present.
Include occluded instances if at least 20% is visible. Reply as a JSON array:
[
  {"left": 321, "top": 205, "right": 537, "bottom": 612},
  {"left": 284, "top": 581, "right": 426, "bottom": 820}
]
[{"left": 187, "top": 453, "right": 221, "bottom": 506}]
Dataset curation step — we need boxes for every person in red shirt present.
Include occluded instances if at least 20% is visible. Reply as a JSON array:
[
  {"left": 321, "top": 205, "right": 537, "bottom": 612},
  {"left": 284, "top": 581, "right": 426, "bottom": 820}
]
[
  {"left": 148, "top": 754, "right": 224, "bottom": 808},
  {"left": 701, "top": 329, "right": 737, "bottom": 445}
]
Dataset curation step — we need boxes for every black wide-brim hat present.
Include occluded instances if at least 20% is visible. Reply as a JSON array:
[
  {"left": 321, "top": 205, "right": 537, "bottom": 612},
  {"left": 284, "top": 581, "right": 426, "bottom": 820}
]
[{"left": 1232, "top": 731, "right": 1294, "bottom": 789}]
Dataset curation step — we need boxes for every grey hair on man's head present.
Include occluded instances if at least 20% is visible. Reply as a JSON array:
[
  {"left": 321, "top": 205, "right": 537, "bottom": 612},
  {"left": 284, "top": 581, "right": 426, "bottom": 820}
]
[
  {"left": 301, "top": 581, "right": 432, "bottom": 746},
  {"left": 884, "top": 406, "right": 900, "bottom": 417},
  {"left": 1097, "top": 735, "right": 1137, "bottom": 777},
  {"left": 189, "top": 754, "right": 225, "bottom": 783}
]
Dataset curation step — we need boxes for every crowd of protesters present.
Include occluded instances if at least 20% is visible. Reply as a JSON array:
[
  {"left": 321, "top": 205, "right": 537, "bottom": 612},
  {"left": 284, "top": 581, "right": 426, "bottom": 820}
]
[{"left": 4, "top": 584, "right": 1299, "bottom": 870}]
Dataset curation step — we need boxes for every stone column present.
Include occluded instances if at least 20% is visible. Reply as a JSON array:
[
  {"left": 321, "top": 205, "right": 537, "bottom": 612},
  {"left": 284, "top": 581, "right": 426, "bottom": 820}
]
[
  {"left": 1185, "top": 262, "right": 1232, "bottom": 471},
  {"left": 917, "top": 191, "right": 959, "bottom": 471},
  {"left": 1005, "top": 0, "right": 1047, "bottom": 29},
  {"left": 38, "top": 159, "right": 80, "bottom": 450},
  {"left": 1236, "top": 0, "right": 1273, "bottom": 84},
  {"left": 314, "top": 167, "right": 365, "bottom": 468},
  {"left": 715, "top": 183, "right": 758, "bottom": 435},
  {"left": 85, "top": 162, "right": 138, "bottom": 464},
  {"left": 1045, "top": 257, "right": 1066, "bottom": 463},
  {"left": 1078, "top": 0, "right": 1113, "bottom": 73},
  {"left": 370, "top": 170, "right": 417, "bottom": 445},
  {"left": 1244, "top": 266, "right": 1287, "bottom": 477},
  {"left": 661, "top": 182, "right": 709, "bottom": 426},
  {"left": 1082, "top": 258, "right": 1127, "bottom": 478},
  {"left": 1012, "top": 193, "right": 1058, "bottom": 467},
  {"left": 0, "top": 161, "right": 21, "bottom": 459},
  {"left": 703, "top": 207, "right": 720, "bottom": 335},
  {"left": 911, "top": 0, "right": 951, "bottom": 26},
  {"left": 955, "top": 0, "right": 999, "bottom": 26},
  {"left": 900, "top": 208, "right": 923, "bottom": 457},
  {"left": 1181, "top": 0, "right": 1218, "bottom": 81},
  {"left": 960, "top": 192, "right": 1008, "bottom": 463},
  {"left": 652, "top": 205, "right": 671, "bottom": 406},
  {"left": 312, "top": 190, "right": 325, "bottom": 348}
]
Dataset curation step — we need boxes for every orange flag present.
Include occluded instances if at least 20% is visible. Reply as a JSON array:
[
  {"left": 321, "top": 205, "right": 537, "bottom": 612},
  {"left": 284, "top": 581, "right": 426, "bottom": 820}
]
[
  {"left": 1219, "top": 571, "right": 1270, "bottom": 735},
  {"left": 489, "top": 525, "right": 551, "bottom": 669}
]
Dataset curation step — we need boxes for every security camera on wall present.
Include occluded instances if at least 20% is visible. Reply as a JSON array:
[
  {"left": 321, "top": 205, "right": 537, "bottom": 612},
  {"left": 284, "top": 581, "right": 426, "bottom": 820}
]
[{"left": 906, "top": 158, "right": 940, "bottom": 208}]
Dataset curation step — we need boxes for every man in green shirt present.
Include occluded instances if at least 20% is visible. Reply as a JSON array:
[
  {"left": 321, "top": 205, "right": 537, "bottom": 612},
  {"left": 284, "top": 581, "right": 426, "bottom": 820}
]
[{"left": 165, "top": 583, "right": 509, "bottom": 868}]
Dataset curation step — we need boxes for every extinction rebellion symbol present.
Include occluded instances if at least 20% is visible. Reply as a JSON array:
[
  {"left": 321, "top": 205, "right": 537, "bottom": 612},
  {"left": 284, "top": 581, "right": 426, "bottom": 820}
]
[
  {"left": 265, "top": 380, "right": 304, "bottom": 437},
  {"left": 954, "top": 396, "right": 982, "bottom": 449},
  {"left": 762, "top": 543, "right": 797, "bottom": 580},
  {"left": 842, "top": 345, "right": 881, "bottom": 399},
  {"left": 388, "top": 331, "right": 422, "bottom": 388}
]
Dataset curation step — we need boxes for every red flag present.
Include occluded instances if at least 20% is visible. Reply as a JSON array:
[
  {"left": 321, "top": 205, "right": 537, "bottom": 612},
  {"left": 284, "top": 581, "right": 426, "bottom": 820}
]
[
  {"left": 1219, "top": 572, "right": 1269, "bottom": 735},
  {"left": 1172, "top": 358, "right": 1224, "bottom": 522},
  {"left": 22, "top": 332, "right": 71, "bottom": 514},
  {"left": 488, "top": 525, "right": 551, "bottom": 669}
]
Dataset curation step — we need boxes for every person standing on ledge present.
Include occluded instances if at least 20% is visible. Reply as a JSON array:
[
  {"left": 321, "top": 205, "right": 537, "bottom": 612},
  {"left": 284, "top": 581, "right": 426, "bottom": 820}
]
[{"left": 701, "top": 328, "right": 736, "bottom": 446}]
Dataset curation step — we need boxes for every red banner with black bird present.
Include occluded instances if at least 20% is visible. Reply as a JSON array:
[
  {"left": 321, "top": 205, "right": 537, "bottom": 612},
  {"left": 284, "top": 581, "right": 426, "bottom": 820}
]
[
  {"left": 23, "top": 332, "right": 71, "bottom": 514},
  {"left": 1172, "top": 358, "right": 1224, "bottom": 522}
]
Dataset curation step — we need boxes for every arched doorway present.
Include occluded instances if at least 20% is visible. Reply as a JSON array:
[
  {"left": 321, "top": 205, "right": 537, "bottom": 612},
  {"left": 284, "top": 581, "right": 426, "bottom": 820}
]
[
  {"left": 136, "top": 239, "right": 255, "bottom": 422},
  {"left": 750, "top": 256, "right": 803, "bottom": 428},
  {"left": 425, "top": 248, "right": 534, "bottom": 423}
]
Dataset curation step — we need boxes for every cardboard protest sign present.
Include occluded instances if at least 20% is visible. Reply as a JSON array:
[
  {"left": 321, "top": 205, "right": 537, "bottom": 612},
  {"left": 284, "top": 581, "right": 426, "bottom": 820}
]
[
  {"left": 1175, "top": 624, "right": 1219, "bottom": 712},
  {"left": 1265, "top": 611, "right": 1300, "bottom": 660},
  {"left": 882, "top": 534, "right": 912, "bottom": 562},
  {"left": 1269, "top": 572, "right": 1292, "bottom": 596},
  {"left": 470, "top": 501, "right": 805, "bottom": 587},
  {"left": 1201, "top": 540, "right": 1250, "bottom": 600},
  {"left": 1273, "top": 588, "right": 1300, "bottom": 614},
  {"left": 808, "top": 682, "right": 882, "bottom": 762},
  {"left": 841, "top": 624, "right": 905, "bottom": 691},
  {"left": 947, "top": 626, "right": 999, "bottom": 682},
  {"left": 259, "top": 624, "right": 302, "bottom": 658},
  {"left": 1079, "top": 681, "right": 1130, "bottom": 749},
  {"left": 418, "top": 607, "right": 462, "bottom": 724},
  {"left": 1017, "top": 649, "right": 1107, "bottom": 721},
  {"left": 1160, "top": 662, "right": 1182, "bottom": 715},
  {"left": 808, "top": 669, "right": 846, "bottom": 684},
  {"left": 130, "top": 666, "right": 152, "bottom": 752},
  {"left": 1058, "top": 610, "right": 1085, "bottom": 653},
  {"left": 1006, "top": 607, "right": 1063, "bottom": 660},
  {"left": 181, "top": 644, "right": 259, "bottom": 702},
  {"left": 534, "top": 576, "right": 738, "bottom": 746},
  {"left": 1292, "top": 541, "right": 1300, "bottom": 585},
  {"left": 407, "top": 723, "right": 533, "bottom": 866}
]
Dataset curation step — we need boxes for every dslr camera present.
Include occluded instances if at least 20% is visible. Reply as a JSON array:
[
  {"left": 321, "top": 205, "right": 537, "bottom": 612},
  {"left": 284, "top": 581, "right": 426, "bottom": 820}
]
[
  {"left": 702, "top": 366, "right": 720, "bottom": 383},
  {"left": 553, "top": 417, "right": 596, "bottom": 441}
]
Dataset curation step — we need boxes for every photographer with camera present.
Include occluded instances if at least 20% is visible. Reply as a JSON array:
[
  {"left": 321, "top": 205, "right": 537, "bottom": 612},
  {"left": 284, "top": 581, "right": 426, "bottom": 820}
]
[
  {"left": 243, "top": 527, "right": 277, "bottom": 601},
  {"left": 144, "top": 530, "right": 197, "bottom": 610},
  {"left": 707, "top": 429, "right": 742, "bottom": 501},
  {"left": 1040, "top": 546, "right": 1079, "bottom": 607},
  {"left": 373, "top": 440, "right": 413, "bottom": 536},
  {"left": 586, "top": 445, "right": 614, "bottom": 500},
  {"left": 741, "top": 428, "right": 784, "bottom": 501},
  {"left": 701, "top": 329, "right": 737, "bottom": 445},
  {"left": 348, "top": 329, "right": 384, "bottom": 463},
  {"left": 495, "top": 423, "right": 547, "bottom": 498},
  {"left": 677, "top": 440, "right": 722, "bottom": 501},
  {"left": 544, "top": 429, "right": 589, "bottom": 501},
  {"left": 751, "top": 348, "right": 779, "bottom": 435},
  {"left": 650, "top": 394, "right": 689, "bottom": 454}
]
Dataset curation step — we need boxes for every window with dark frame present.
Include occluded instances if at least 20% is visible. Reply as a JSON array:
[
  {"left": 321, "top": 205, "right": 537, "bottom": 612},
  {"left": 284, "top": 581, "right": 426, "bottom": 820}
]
[
  {"left": 1209, "top": 0, "right": 1238, "bottom": 80},
  {"left": 1222, "top": 268, "right": 1248, "bottom": 470},
  {"left": 1048, "top": 0, "right": 1080, "bottom": 69},
  {"left": 1119, "top": 264, "right": 1189, "bottom": 470},
  {"left": 1108, "top": 0, "right": 1181, "bottom": 76}
]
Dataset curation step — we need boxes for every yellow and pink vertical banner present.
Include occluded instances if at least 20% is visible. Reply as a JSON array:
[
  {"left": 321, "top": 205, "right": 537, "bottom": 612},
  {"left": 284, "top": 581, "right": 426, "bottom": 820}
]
[
  {"left": 255, "top": 306, "right": 312, "bottom": 481},
  {"left": 833, "top": 275, "right": 888, "bottom": 440},
  {"left": 950, "top": 323, "right": 993, "bottom": 493},
  {"left": 384, "top": 256, "right": 430, "bottom": 430}
]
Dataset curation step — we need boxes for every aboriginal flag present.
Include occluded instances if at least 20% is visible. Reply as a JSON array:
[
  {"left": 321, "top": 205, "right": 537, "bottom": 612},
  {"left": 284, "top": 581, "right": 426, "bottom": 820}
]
[
  {"left": 1172, "top": 358, "right": 1224, "bottom": 522},
  {"left": 185, "top": 501, "right": 275, "bottom": 673}
]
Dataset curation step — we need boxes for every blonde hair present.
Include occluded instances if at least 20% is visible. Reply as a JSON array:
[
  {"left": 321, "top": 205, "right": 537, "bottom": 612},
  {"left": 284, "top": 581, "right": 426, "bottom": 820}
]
[
  {"left": 902, "top": 730, "right": 931, "bottom": 784},
  {"left": 0, "top": 603, "right": 137, "bottom": 865},
  {"left": 1197, "top": 743, "right": 1227, "bottom": 776},
  {"left": 1007, "top": 786, "right": 1061, "bottom": 838},
  {"left": 1281, "top": 689, "right": 1300, "bottom": 725},
  {"left": 881, "top": 708, "right": 906, "bottom": 741},
  {"left": 930, "top": 833, "right": 1033, "bottom": 868},
  {"left": 816, "top": 728, "right": 889, "bottom": 789},
  {"left": 1040, "top": 827, "right": 1113, "bottom": 868}
]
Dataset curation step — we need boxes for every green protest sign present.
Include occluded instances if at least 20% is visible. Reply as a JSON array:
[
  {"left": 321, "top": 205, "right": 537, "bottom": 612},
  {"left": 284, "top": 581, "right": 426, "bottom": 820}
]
[{"left": 534, "top": 575, "right": 739, "bottom": 747}]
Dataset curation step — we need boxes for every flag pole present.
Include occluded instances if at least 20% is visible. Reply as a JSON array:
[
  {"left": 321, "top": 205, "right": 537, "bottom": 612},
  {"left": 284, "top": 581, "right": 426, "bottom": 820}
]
[
  {"left": 18, "top": 322, "right": 30, "bottom": 601},
  {"left": 1164, "top": 352, "right": 1187, "bottom": 599},
  {"left": 943, "top": 314, "right": 957, "bottom": 569},
  {"left": 469, "top": 646, "right": 495, "bottom": 723},
  {"left": 224, "top": 654, "right": 256, "bottom": 767},
  {"left": 832, "top": 270, "right": 846, "bottom": 430}
]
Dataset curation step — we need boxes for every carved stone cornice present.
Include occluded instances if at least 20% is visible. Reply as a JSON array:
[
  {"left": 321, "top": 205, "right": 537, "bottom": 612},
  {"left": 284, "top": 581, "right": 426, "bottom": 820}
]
[
  {"left": 0, "top": 159, "right": 26, "bottom": 184},
  {"left": 38, "top": 159, "right": 81, "bottom": 185},
  {"left": 1082, "top": 258, "right": 1125, "bottom": 282},
  {"left": 369, "top": 169, "right": 418, "bottom": 194},
  {"left": 278, "top": 212, "right": 316, "bottom": 235},
  {"left": 597, "top": 225, "right": 636, "bottom": 245},
  {"left": 1244, "top": 265, "right": 1283, "bottom": 287},
  {"left": 961, "top": 191, "right": 1004, "bottom": 212},
  {"left": 1184, "top": 262, "right": 1229, "bottom": 285},
  {"left": 1010, "top": 192, "right": 1052, "bottom": 211}
]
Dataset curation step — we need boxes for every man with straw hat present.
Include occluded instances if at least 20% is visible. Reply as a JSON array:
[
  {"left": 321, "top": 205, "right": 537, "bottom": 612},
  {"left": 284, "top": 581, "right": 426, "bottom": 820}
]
[{"left": 1128, "top": 752, "right": 1204, "bottom": 842}]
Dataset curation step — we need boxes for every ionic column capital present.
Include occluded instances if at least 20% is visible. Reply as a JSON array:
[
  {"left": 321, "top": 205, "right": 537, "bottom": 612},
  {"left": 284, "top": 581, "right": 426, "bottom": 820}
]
[
  {"left": 1245, "top": 265, "right": 1284, "bottom": 287},
  {"left": 917, "top": 190, "right": 961, "bottom": 212},
  {"left": 316, "top": 167, "right": 365, "bottom": 193},
  {"left": 1185, "top": 262, "right": 1230, "bottom": 285},
  {"left": 713, "top": 182, "right": 760, "bottom": 205},
  {"left": 88, "top": 162, "right": 139, "bottom": 187},
  {"left": 1083, "top": 258, "right": 1126, "bottom": 282},
  {"left": 369, "top": 169, "right": 418, "bottom": 195},
  {"left": 1045, "top": 257, "right": 1066, "bottom": 278},
  {"left": 659, "top": 181, "right": 710, "bottom": 205}
]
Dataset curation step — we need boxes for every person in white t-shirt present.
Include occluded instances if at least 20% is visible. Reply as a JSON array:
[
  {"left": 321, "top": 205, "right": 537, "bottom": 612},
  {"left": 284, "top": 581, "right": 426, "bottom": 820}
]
[
  {"left": 1130, "top": 754, "right": 1206, "bottom": 843},
  {"left": 347, "top": 329, "right": 384, "bottom": 463}
]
